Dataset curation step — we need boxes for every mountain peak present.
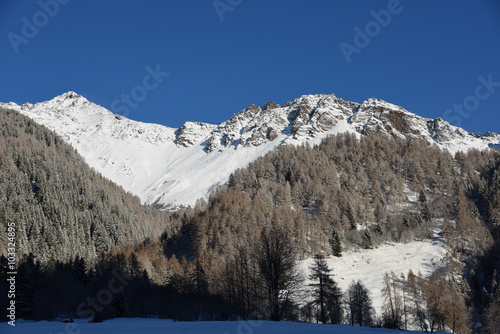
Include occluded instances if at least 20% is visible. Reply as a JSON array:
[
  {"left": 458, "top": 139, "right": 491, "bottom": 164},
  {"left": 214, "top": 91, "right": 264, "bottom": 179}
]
[
  {"left": 3, "top": 91, "right": 499, "bottom": 207},
  {"left": 59, "top": 91, "right": 82, "bottom": 98},
  {"left": 49, "top": 91, "right": 89, "bottom": 106},
  {"left": 0, "top": 91, "right": 90, "bottom": 112}
]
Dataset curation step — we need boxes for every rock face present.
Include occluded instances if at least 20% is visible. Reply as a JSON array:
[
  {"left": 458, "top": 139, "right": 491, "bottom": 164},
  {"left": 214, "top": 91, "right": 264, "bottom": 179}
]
[
  {"left": 176, "top": 121, "right": 216, "bottom": 147},
  {"left": 202, "top": 94, "right": 358, "bottom": 152},
  {"left": 1, "top": 91, "right": 499, "bottom": 207}
]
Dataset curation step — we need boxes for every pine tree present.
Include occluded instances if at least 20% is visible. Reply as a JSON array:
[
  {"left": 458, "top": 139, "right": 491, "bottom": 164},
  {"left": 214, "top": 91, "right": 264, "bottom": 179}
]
[
  {"left": 113, "top": 291, "right": 127, "bottom": 318},
  {"left": 128, "top": 253, "right": 141, "bottom": 278},
  {"left": 345, "top": 204, "right": 356, "bottom": 230},
  {"left": 347, "top": 280, "right": 374, "bottom": 327},
  {"left": 309, "top": 256, "right": 331, "bottom": 324},
  {"left": 16, "top": 253, "right": 43, "bottom": 319},
  {"left": 418, "top": 189, "right": 427, "bottom": 205},
  {"left": 325, "top": 278, "right": 343, "bottom": 324},
  {"left": 73, "top": 256, "right": 89, "bottom": 284},
  {"left": 421, "top": 204, "right": 431, "bottom": 222},
  {"left": 190, "top": 259, "right": 208, "bottom": 295},
  {"left": 329, "top": 228, "right": 342, "bottom": 257},
  {"left": 142, "top": 269, "right": 151, "bottom": 287},
  {"left": 362, "top": 231, "right": 372, "bottom": 249}
]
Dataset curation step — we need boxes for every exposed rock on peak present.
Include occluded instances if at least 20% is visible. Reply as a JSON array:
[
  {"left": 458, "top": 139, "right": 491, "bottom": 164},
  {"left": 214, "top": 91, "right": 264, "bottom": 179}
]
[
  {"left": 1, "top": 91, "right": 498, "bottom": 208},
  {"left": 263, "top": 101, "right": 280, "bottom": 111},
  {"left": 60, "top": 91, "right": 82, "bottom": 99},
  {"left": 176, "top": 121, "right": 216, "bottom": 147}
]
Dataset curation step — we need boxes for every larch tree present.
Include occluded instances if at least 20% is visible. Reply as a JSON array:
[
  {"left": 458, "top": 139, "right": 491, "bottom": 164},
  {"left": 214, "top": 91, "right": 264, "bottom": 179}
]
[{"left": 255, "top": 226, "right": 302, "bottom": 321}]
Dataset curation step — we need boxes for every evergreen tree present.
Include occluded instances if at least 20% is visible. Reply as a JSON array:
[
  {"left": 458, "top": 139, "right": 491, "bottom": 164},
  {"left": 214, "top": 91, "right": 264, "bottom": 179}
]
[
  {"left": 113, "top": 291, "right": 127, "bottom": 318},
  {"left": 128, "top": 253, "right": 141, "bottom": 278},
  {"left": 347, "top": 280, "right": 374, "bottom": 327},
  {"left": 421, "top": 204, "right": 431, "bottom": 222},
  {"left": 73, "top": 256, "right": 89, "bottom": 284},
  {"left": 418, "top": 189, "right": 427, "bottom": 205},
  {"left": 142, "top": 269, "right": 151, "bottom": 287},
  {"left": 362, "top": 231, "right": 372, "bottom": 249},
  {"left": 193, "top": 259, "right": 209, "bottom": 295},
  {"left": 16, "top": 253, "right": 43, "bottom": 319},
  {"left": 329, "top": 228, "right": 342, "bottom": 257},
  {"left": 309, "top": 256, "right": 331, "bottom": 323},
  {"left": 325, "top": 278, "right": 343, "bottom": 324},
  {"left": 345, "top": 204, "right": 356, "bottom": 230}
]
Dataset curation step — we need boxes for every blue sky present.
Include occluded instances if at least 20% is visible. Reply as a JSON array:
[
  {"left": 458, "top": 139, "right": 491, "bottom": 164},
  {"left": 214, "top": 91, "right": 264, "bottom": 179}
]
[{"left": 1, "top": 0, "right": 499, "bottom": 132}]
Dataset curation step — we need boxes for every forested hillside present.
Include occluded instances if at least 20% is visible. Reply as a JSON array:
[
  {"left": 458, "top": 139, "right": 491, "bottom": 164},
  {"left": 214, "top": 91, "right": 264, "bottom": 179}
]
[
  {"left": 1, "top": 106, "right": 499, "bottom": 332},
  {"left": 188, "top": 133, "right": 500, "bottom": 331},
  {"left": 0, "top": 108, "right": 182, "bottom": 262},
  {"left": 193, "top": 133, "right": 497, "bottom": 263}
]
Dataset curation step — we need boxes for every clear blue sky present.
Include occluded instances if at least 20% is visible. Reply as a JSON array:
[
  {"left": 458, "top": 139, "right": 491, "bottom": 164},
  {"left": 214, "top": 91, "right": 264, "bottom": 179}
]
[{"left": 1, "top": 0, "right": 500, "bottom": 133}]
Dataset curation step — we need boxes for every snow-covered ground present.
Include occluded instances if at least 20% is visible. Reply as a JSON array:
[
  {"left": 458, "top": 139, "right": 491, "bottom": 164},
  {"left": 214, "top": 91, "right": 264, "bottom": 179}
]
[
  {"left": 1, "top": 318, "right": 449, "bottom": 333},
  {"left": 299, "top": 238, "right": 447, "bottom": 315}
]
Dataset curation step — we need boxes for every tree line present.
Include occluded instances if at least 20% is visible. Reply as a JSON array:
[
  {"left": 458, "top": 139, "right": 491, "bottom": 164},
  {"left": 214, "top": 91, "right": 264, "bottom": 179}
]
[{"left": 1, "top": 107, "right": 500, "bottom": 332}]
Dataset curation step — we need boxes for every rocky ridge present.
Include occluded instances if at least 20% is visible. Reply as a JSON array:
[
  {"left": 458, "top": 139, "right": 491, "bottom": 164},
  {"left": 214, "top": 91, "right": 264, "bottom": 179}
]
[{"left": 1, "top": 92, "right": 498, "bottom": 207}]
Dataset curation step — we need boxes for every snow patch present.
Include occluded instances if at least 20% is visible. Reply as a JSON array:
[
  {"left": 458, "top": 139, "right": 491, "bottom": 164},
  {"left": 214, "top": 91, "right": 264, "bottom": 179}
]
[{"left": 299, "top": 238, "right": 447, "bottom": 315}]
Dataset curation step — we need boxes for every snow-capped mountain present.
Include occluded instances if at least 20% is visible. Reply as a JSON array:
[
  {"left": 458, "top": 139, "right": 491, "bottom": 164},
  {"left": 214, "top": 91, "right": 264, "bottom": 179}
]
[{"left": 2, "top": 92, "right": 499, "bottom": 207}]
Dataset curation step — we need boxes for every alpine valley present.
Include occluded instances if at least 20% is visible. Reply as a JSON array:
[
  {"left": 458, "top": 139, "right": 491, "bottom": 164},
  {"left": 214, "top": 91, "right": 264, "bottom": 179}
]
[{"left": 1, "top": 92, "right": 500, "bottom": 332}]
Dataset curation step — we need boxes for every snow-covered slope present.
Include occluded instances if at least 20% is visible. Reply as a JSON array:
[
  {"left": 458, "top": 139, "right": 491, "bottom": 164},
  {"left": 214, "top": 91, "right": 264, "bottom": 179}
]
[
  {"left": 299, "top": 238, "right": 447, "bottom": 316},
  {"left": 2, "top": 318, "right": 448, "bottom": 334},
  {"left": 1, "top": 92, "right": 499, "bottom": 207}
]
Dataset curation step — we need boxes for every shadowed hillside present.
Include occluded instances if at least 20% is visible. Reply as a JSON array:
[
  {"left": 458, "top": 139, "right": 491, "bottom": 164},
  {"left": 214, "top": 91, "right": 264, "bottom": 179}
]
[{"left": 0, "top": 108, "right": 182, "bottom": 263}]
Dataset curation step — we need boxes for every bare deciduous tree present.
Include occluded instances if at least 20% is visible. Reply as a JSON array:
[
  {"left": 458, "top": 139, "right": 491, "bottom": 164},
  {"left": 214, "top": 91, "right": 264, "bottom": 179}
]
[{"left": 255, "top": 226, "right": 302, "bottom": 321}]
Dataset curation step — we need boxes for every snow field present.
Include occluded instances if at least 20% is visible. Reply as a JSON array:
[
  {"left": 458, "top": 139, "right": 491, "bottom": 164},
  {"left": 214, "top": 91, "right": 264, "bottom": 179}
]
[
  {"left": 298, "top": 238, "right": 447, "bottom": 315},
  {"left": 1, "top": 318, "right": 449, "bottom": 334}
]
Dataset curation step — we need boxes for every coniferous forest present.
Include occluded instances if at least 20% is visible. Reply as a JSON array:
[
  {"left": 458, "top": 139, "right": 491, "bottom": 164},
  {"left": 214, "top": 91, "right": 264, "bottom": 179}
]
[{"left": 1, "top": 107, "right": 500, "bottom": 333}]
